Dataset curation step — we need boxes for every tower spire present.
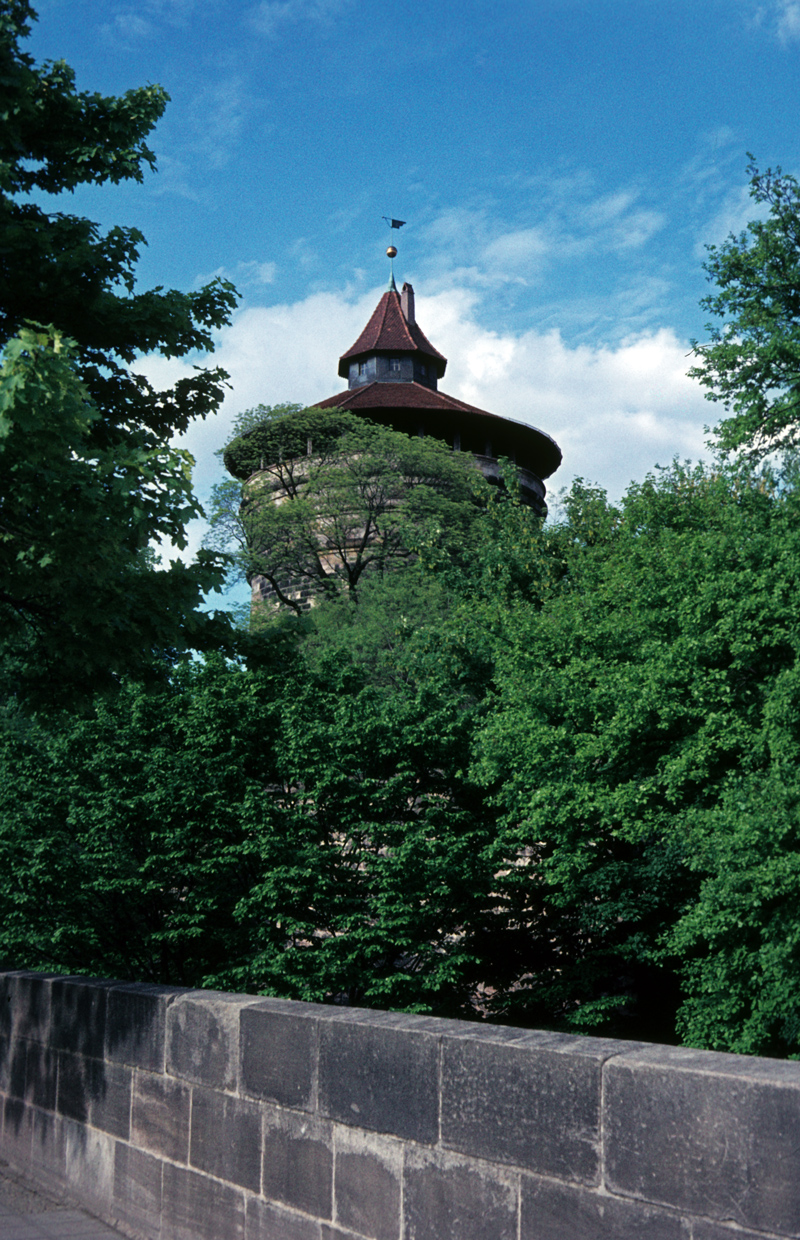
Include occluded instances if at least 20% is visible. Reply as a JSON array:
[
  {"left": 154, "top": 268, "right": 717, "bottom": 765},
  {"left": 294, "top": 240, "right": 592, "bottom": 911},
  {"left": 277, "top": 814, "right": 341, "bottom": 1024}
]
[{"left": 383, "top": 216, "right": 405, "bottom": 291}]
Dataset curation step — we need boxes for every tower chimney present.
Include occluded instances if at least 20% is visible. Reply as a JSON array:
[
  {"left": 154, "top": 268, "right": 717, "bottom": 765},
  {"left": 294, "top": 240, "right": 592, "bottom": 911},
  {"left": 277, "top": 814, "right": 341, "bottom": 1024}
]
[{"left": 401, "top": 282, "right": 415, "bottom": 325}]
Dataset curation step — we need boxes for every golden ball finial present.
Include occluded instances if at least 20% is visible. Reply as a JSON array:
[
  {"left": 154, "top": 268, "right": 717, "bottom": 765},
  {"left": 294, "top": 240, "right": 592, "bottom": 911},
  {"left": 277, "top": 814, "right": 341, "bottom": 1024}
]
[{"left": 386, "top": 245, "right": 397, "bottom": 258}]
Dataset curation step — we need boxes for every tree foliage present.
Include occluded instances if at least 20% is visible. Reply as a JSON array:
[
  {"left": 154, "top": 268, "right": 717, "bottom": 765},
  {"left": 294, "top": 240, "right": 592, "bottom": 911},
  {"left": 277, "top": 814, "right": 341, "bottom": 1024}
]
[
  {"left": 691, "top": 159, "right": 800, "bottom": 461},
  {"left": 216, "top": 407, "right": 482, "bottom": 610},
  {"left": 0, "top": 1, "right": 237, "bottom": 437},
  {"left": 0, "top": 327, "right": 229, "bottom": 703},
  {"left": 0, "top": 5, "right": 236, "bottom": 704},
  {"left": 6, "top": 458, "right": 800, "bottom": 1052}
]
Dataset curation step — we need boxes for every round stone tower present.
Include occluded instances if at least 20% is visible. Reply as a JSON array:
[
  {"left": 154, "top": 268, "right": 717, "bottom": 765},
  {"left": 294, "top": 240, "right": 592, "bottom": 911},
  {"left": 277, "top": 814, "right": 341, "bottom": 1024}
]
[{"left": 227, "top": 273, "right": 562, "bottom": 610}]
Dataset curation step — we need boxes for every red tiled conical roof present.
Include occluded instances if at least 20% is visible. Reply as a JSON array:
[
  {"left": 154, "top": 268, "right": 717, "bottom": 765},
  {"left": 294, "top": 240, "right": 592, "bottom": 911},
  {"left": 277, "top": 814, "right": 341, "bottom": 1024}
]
[{"left": 337, "top": 289, "right": 447, "bottom": 379}]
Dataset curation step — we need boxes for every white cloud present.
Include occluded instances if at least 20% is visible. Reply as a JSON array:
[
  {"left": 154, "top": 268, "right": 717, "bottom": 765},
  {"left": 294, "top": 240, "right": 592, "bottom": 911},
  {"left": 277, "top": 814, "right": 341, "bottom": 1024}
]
[
  {"left": 188, "top": 78, "right": 250, "bottom": 169},
  {"left": 695, "top": 183, "right": 762, "bottom": 257},
  {"left": 482, "top": 228, "right": 550, "bottom": 270},
  {"left": 193, "top": 259, "right": 277, "bottom": 289},
  {"left": 746, "top": 0, "right": 800, "bottom": 42},
  {"left": 777, "top": 0, "right": 800, "bottom": 40},
  {"left": 420, "top": 182, "right": 666, "bottom": 294},
  {"left": 101, "top": 0, "right": 197, "bottom": 43},
  {"left": 246, "top": 0, "right": 349, "bottom": 38}
]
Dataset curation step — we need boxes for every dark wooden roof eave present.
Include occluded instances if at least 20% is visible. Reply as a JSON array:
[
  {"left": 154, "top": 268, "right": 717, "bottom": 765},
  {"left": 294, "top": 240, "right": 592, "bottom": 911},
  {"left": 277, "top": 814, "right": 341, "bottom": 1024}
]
[{"left": 312, "top": 382, "right": 562, "bottom": 480}]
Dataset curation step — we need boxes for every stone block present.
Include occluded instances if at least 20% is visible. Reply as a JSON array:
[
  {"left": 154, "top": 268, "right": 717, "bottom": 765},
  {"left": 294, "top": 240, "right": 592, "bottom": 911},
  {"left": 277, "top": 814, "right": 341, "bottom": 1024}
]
[
  {"left": 333, "top": 1126, "right": 401, "bottom": 1240},
  {"left": 7, "top": 1037, "right": 28, "bottom": 1101},
  {"left": 167, "top": 989, "right": 260, "bottom": 1091},
  {"left": 262, "top": 1104, "right": 332, "bottom": 1218},
  {"left": 692, "top": 1222, "right": 793, "bottom": 1240},
  {"left": 240, "top": 1000, "right": 317, "bottom": 1111},
  {"left": 3, "top": 1095, "right": 33, "bottom": 1171},
  {"left": 0, "top": 1033, "right": 9, "bottom": 1093},
  {"left": 62, "top": 1116, "right": 115, "bottom": 1214},
  {"left": 190, "top": 1085, "right": 262, "bottom": 1192},
  {"left": 440, "top": 1028, "right": 629, "bottom": 1184},
  {"left": 50, "top": 977, "right": 109, "bottom": 1059},
  {"left": 521, "top": 1176, "right": 689, "bottom": 1240},
  {"left": 247, "top": 1196, "right": 323, "bottom": 1240},
  {"left": 0, "top": 974, "right": 9, "bottom": 1042},
  {"left": 132, "top": 1069, "right": 191, "bottom": 1162},
  {"left": 23, "top": 1040, "right": 58, "bottom": 1111},
  {"left": 162, "top": 1161, "right": 245, "bottom": 1240},
  {"left": 57, "top": 1053, "right": 131, "bottom": 1138},
  {"left": 113, "top": 1142, "right": 163, "bottom": 1240},
  {"left": 1, "top": 972, "right": 52, "bottom": 1045},
  {"left": 604, "top": 1044, "right": 800, "bottom": 1236},
  {"left": 105, "top": 982, "right": 179, "bottom": 1071},
  {"left": 31, "top": 1107, "right": 66, "bottom": 1186},
  {"left": 403, "top": 1146, "right": 518, "bottom": 1240},
  {"left": 57, "top": 1051, "right": 91, "bottom": 1123},
  {"left": 91, "top": 1060, "right": 132, "bottom": 1139},
  {"left": 318, "top": 1012, "right": 439, "bottom": 1144}
]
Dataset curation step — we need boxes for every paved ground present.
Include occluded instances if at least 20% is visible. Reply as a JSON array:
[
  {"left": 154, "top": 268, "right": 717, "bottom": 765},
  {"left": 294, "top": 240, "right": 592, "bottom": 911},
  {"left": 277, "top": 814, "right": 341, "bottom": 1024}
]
[{"left": 0, "top": 1160, "right": 127, "bottom": 1239}]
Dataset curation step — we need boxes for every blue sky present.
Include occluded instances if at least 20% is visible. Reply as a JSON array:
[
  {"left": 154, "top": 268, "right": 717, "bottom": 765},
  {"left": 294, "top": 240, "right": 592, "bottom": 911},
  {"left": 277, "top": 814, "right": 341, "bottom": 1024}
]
[{"left": 24, "top": 0, "right": 800, "bottom": 559}]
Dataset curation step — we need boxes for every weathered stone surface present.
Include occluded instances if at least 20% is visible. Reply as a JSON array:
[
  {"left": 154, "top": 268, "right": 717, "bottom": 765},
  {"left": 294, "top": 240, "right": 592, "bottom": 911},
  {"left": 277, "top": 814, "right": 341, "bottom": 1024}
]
[
  {"left": 56, "top": 1051, "right": 90, "bottom": 1124},
  {"left": 1, "top": 972, "right": 52, "bottom": 1045},
  {"left": 62, "top": 1117, "right": 116, "bottom": 1213},
  {"left": 318, "top": 1012, "right": 439, "bottom": 1144},
  {"left": 132, "top": 1069, "right": 191, "bottom": 1162},
  {"left": 190, "top": 1086, "right": 262, "bottom": 1192},
  {"left": 441, "top": 1028, "right": 618, "bottom": 1184},
  {"left": 168, "top": 990, "right": 260, "bottom": 1091},
  {"left": 247, "top": 1195, "right": 323, "bottom": 1240},
  {"left": 604, "top": 1044, "right": 800, "bottom": 1236},
  {"left": 162, "top": 1161, "right": 245, "bottom": 1240},
  {"left": 105, "top": 983, "right": 177, "bottom": 1072},
  {"left": 50, "top": 977, "right": 109, "bottom": 1059},
  {"left": 22, "top": 1040, "right": 58, "bottom": 1111},
  {"left": 262, "top": 1104, "right": 332, "bottom": 1218},
  {"left": 240, "top": 1000, "right": 317, "bottom": 1111},
  {"left": 0, "top": 1033, "right": 10, "bottom": 1094},
  {"left": 58, "top": 1053, "right": 131, "bottom": 1138},
  {"left": 31, "top": 1107, "right": 65, "bottom": 1186},
  {"left": 113, "top": 1141, "right": 163, "bottom": 1239},
  {"left": 333, "top": 1126, "right": 401, "bottom": 1240},
  {"left": 403, "top": 1146, "right": 518, "bottom": 1240},
  {"left": 89, "top": 1060, "right": 132, "bottom": 1139},
  {"left": 7, "top": 1037, "right": 26, "bottom": 1101},
  {"left": 692, "top": 1221, "right": 796, "bottom": 1240},
  {"left": 521, "top": 1176, "right": 690, "bottom": 1240},
  {"left": 3, "top": 1095, "right": 33, "bottom": 1171}
]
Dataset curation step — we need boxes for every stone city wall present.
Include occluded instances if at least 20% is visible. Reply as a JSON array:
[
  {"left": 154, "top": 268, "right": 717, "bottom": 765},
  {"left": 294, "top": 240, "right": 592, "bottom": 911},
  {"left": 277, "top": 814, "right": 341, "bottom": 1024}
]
[{"left": 2, "top": 969, "right": 800, "bottom": 1240}]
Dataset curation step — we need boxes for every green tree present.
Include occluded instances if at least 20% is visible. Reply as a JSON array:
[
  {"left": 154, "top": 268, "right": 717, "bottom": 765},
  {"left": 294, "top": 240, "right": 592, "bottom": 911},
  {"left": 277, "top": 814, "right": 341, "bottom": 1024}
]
[
  {"left": 691, "top": 159, "right": 800, "bottom": 461},
  {"left": 0, "top": 1, "right": 237, "bottom": 436},
  {"left": 0, "top": 4, "right": 237, "bottom": 703},
  {"left": 0, "top": 657, "right": 283, "bottom": 985},
  {"left": 0, "top": 327, "right": 229, "bottom": 704},
  {"left": 219, "top": 406, "right": 481, "bottom": 611},
  {"left": 6, "top": 457, "right": 800, "bottom": 1049}
]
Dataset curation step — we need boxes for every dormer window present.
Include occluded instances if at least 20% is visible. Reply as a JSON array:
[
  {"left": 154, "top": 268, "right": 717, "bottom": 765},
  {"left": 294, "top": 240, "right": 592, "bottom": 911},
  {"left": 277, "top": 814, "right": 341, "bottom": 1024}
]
[
  {"left": 358, "top": 361, "right": 367, "bottom": 377},
  {"left": 389, "top": 358, "right": 400, "bottom": 373},
  {"left": 419, "top": 363, "right": 427, "bottom": 377}
]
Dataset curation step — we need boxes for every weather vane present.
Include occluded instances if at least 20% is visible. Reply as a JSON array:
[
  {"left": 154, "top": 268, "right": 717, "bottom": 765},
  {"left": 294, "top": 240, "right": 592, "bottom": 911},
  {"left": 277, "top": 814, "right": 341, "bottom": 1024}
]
[{"left": 382, "top": 217, "right": 406, "bottom": 284}]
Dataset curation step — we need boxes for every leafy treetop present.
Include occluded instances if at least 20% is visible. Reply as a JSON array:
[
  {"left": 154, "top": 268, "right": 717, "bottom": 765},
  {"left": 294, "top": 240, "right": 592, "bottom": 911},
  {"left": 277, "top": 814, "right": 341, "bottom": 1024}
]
[
  {"left": 691, "top": 158, "right": 800, "bottom": 461},
  {"left": 0, "top": 1, "right": 237, "bottom": 441},
  {"left": 0, "top": 5, "right": 236, "bottom": 707}
]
